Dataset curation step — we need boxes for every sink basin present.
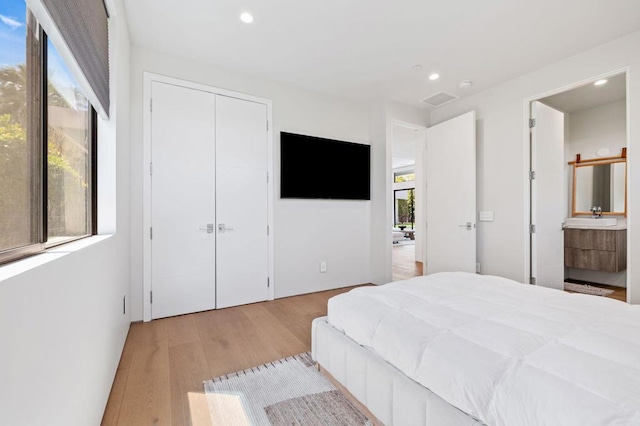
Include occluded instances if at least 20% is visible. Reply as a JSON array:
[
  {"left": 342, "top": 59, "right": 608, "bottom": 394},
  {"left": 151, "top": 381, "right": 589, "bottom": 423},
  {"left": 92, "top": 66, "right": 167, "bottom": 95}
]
[{"left": 565, "top": 217, "right": 618, "bottom": 227}]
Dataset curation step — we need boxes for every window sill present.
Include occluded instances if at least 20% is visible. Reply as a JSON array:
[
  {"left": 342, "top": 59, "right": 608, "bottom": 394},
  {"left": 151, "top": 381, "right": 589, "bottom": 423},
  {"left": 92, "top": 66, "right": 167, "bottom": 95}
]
[{"left": 0, "top": 234, "right": 113, "bottom": 283}]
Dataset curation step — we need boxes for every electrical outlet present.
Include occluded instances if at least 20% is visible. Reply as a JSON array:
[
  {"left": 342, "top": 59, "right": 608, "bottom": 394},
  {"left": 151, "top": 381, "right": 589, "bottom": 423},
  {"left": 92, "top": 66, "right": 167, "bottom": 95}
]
[
  {"left": 320, "top": 261, "right": 327, "bottom": 273},
  {"left": 476, "top": 262, "right": 481, "bottom": 273}
]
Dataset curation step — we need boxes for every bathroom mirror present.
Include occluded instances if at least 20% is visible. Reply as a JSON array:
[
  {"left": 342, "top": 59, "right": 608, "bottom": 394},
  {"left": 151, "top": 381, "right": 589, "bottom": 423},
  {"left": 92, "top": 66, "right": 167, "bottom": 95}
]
[{"left": 573, "top": 160, "right": 626, "bottom": 216}]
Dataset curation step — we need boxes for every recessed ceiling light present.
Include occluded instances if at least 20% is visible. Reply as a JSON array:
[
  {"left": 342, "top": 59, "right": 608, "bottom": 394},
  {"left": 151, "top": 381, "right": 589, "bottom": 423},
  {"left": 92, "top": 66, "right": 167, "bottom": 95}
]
[
  {"left": 413, "top": 65, "right": 423, "bottom": 71},
  {"left": 594, "top": 79, "right": 608, "bottom": 86},
  {"left": 459, "top": 80, "right": 472, "bottom": 89},
  {"left": 429, "top": 73, "right": 440, "bottom": 81},
  {"left": 240, "top": 12, "right": 254, "bottom": 23}
]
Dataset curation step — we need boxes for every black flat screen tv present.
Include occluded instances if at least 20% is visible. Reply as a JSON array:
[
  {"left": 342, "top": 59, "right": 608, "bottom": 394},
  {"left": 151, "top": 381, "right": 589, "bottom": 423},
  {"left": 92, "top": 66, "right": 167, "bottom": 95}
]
[{"left": 280, "top": 132, "right": 370, "bottom": 200}]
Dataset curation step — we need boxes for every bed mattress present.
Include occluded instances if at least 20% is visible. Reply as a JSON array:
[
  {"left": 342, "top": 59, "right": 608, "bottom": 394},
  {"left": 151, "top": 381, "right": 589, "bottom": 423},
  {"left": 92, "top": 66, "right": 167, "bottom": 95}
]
[{"left": 327, "top": 272, "right": 640, "bottom": 426}]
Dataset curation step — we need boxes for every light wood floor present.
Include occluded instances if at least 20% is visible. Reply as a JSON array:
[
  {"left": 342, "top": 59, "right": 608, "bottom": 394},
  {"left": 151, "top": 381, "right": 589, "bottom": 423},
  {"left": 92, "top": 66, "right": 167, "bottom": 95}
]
[
  {"left": 101, "top": 286, "right": 365, "bottom": 426},
  {"left": 392, "top": 243, "right": 423, "bottom": 281}
]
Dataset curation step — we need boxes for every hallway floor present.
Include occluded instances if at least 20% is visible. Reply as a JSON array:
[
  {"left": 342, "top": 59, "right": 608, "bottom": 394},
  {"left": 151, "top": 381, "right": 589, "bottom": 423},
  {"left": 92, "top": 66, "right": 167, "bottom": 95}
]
[{"left": 392, "top": 243, "right": 423, "bottom": 281}]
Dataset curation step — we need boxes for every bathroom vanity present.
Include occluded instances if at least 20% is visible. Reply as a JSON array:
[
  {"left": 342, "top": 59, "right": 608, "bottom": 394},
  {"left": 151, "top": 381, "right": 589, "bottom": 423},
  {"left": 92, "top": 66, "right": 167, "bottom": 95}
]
[
  {"left": 564, "top": 226, "right": 626, "bottom": 272},
  {"left": 565, "top": 150, "right": 627, "bottom": 273}
]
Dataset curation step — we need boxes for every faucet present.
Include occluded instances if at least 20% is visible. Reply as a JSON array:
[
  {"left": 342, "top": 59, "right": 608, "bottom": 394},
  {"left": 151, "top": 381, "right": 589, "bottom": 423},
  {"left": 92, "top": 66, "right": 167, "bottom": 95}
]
[{"left": 591, "top": 206, "right": 602, "bottom": 218}]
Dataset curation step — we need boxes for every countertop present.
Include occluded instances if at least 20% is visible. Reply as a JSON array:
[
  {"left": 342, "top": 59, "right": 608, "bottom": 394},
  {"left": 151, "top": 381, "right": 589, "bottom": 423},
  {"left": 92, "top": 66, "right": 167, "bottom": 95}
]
[{"left": 564, "top": 224, "right": 627, "bottom": 230}]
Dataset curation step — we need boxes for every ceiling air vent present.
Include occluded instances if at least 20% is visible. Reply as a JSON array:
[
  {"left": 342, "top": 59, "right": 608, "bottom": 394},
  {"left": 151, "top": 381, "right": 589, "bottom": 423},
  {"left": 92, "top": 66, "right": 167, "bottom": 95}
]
[{"left": 420, "top": 91, "right": 459, "bottom": 108}]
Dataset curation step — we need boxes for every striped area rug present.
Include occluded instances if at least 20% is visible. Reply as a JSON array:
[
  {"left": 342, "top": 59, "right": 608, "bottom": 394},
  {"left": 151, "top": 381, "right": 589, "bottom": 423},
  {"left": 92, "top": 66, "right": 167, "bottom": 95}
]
[{"left": 204, "top": 353, "right": 373, "bottom": 426}]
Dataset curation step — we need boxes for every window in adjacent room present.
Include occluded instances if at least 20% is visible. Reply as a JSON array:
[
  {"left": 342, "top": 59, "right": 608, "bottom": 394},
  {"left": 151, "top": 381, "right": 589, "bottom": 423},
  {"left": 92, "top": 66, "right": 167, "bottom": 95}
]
[
  {"left": 394, "top": 171, "right": 415, "bottom": 183},
  {"left": 394, "top": 188, "right": 415, "bottom": 228}
]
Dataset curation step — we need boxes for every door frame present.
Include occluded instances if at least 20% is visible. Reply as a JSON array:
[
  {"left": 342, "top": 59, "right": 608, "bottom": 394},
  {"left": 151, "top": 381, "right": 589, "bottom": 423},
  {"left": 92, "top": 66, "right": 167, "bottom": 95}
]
[
  {"left": 523, "top": 67, "right": 631, "bottom": 302},
  {"left": 389, "top": 120, "right": 428, "bottom": 272},
  {"left": 142, "top": 72, "right": 274, "bottom": 322}
]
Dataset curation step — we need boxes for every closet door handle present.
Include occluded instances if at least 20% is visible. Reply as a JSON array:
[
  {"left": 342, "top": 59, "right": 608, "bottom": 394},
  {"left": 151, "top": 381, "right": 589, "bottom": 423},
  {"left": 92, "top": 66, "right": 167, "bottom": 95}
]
[
  {"left": 199, "top": 224, "right": 214, "bottom": 233},
  {"left": 458, "top": 222, "right": 473, "bottom": 230},
  {"left": 218, "top": 224, "right": 234, "bottom": 232}
]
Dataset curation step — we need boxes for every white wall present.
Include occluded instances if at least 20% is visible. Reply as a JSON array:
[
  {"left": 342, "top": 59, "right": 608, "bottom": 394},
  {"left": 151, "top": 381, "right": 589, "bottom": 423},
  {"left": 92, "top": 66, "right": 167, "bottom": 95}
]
[
  {"left": 565, "top": 100, "right": 627, "bottom": 286},
  {"left": 566, "top": 101, "right": 627, "bottom": 219},
  {"left": 393, "top": 164, "right": 415, "bottom": 174},
  {"left": 431, "top": 31, "right": 640, "bottom": 303},
  {"left": 129, "top": 47, "right": 379, "bottom": 319},
  {"left": 393, "top": 181, "right": 415, "bottom": 191},
  {"left": 369, "top": 103, "right": 391, "bottom": 284},
  {"left": 566, "top": 100, "right": 627, "bottom": 168},
  {"left": 0, "top": 1, "right": 132, "bottom": 424}
]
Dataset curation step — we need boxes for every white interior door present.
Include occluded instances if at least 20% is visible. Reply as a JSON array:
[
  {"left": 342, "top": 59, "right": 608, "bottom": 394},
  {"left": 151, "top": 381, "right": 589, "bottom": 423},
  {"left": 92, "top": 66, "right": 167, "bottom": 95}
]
[
  {"left": 151, "top": 82, "right": 216, "bottom": 319},
  {"left": 531, "top": 101, "right": 565, "bottom": 289},
  {"left": 215, "top": 95, "right": 269, "bottom": 309},
  {"left": 425, "top": 111, "right": 476, "bottom": 274}
]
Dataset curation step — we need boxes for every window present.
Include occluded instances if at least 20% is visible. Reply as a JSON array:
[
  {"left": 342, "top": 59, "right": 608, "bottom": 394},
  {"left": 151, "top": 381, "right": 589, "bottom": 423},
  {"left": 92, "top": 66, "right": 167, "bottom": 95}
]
[
  {"left": 0, "top": 0, "right": 96, "bottom": 264},
  {"left": 394, "top": 172, "right": 415, "bottom": 183},
  {"left": 0, "top": 1, "right": 31, "bottom": 253},
  {"left": 394, "top": 189, "right": 415, "bottom": 228},
  {"left": 46, "top": 38, "right": 93, "bottom": 244}
]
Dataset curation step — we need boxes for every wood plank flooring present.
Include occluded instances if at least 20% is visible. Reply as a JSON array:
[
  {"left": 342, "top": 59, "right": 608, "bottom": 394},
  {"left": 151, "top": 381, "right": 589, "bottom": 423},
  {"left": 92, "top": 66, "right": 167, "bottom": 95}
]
[
  {"left": 392, "top": 243, "right": 423, "bottom": 281},
  {"left": 101, "top": 286, "right": 365, "bottom": 426}
]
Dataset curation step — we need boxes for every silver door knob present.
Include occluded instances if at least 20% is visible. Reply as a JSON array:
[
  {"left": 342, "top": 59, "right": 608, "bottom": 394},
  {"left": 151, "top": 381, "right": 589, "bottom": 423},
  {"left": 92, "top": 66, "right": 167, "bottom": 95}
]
[
  {"left": 458, "top": 222, "right": 474, "bottom": 230},
  {"left": 218, "top": 223, "right": 234, "bottom": 232},
  {"left": 199, "top": 224, "right": 214, "bottom": 233}
]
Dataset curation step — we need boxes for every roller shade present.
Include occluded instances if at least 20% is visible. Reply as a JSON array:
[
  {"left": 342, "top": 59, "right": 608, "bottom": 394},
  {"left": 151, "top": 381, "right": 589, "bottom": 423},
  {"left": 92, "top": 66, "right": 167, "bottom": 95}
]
[{"left": 41, "top": 0, "right": 110, "bottom": 116}]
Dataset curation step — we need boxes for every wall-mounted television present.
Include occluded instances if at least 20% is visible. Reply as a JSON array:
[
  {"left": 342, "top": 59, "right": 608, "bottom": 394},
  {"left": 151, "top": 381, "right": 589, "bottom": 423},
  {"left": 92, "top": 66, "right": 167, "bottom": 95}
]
[{"left": 280, "top": 132, "right": 370, "bottom": 200}]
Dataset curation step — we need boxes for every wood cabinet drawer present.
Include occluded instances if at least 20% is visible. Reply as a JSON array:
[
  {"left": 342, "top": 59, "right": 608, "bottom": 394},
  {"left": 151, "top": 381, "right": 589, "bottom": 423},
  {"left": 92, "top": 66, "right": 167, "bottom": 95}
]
[
  {"left": 564, "top": 228, "right": 616, "bottom": 251},
  {"left": 565, "top": 248, "right": 617, "bottom": 272},
  {"left": 563, "top": 228, "right": 626, "bottom": 272}
]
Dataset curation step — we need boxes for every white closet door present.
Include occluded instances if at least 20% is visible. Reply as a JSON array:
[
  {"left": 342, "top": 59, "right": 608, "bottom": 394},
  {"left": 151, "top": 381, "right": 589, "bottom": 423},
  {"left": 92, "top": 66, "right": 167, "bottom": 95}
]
[
  {"left": 531, "top": 101, "right": 565, "bottom": 289},
  {"left": 425, "top": 111, "right": 476, "bottom": 274},
  {"left": 215, "top": 95, "right": 269, "bottom": 309},
  {"left": 151, "top": 82, "right": 216, "bottom": 319}
]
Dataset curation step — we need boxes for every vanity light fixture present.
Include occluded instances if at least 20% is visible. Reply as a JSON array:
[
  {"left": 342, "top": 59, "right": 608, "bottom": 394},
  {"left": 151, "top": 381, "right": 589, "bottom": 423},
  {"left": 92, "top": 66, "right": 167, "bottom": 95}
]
[
  {"left": 240, "top": 12, "right": 254, "bottom": 23},
  {"left": 594, "top": 79, "right": 608, "bottom": 86},
  {"left": 429, "top": 73, "right": 440, "bottom": 81}
]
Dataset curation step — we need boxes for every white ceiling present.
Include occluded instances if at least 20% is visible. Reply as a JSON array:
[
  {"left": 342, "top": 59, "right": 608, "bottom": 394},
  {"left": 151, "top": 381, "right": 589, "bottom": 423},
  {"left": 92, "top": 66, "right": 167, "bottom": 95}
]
[
  {"left": 541, "top": 74, "right": 626, "bottom": 114},
  {"left": 124, "top": 0, "right": 640, "bottom": 109}
]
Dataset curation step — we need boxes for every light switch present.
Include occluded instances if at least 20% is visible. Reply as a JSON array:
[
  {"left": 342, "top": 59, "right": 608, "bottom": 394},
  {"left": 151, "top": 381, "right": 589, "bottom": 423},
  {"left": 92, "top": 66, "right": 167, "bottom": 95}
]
[{"left": 479, "top": 211, "right": 494, "bottom": 222}]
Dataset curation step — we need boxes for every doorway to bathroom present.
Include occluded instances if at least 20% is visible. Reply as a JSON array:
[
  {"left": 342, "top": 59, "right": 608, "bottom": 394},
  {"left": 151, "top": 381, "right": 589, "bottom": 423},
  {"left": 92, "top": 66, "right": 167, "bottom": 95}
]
[{"left": 528, "top": 71, "right": 629, "bottom": 302}]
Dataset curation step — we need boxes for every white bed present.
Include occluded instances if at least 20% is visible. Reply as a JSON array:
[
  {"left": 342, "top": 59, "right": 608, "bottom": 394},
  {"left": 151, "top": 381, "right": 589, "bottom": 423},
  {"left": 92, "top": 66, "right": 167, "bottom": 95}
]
[{"left": 312, "top": 272, "right": 640, "bottom": 426}]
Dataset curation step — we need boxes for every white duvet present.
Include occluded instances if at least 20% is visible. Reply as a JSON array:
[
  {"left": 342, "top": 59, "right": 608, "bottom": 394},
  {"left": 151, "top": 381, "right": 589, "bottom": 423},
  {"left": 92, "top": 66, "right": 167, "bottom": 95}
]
[{"left": 327, "top": 272, "right": 640, "bottom": 426}]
